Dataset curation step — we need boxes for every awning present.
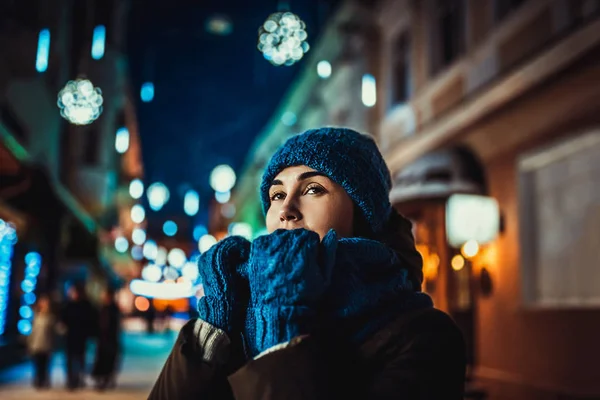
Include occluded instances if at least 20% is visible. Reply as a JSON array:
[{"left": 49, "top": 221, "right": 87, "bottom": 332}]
[{"left": 390, "top": 146, "right": 487, "bottom": 205}]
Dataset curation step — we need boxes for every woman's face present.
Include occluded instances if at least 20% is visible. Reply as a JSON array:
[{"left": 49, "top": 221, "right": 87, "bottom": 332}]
[{"left": 265, "top": 165, "right": 354, "bottom": 239}]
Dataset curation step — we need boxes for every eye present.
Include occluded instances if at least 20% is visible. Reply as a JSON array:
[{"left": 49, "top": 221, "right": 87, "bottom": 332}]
[
  {"left": 305, "top": 184, "right": 325, "bottom": 195},
  {"left": 270, "top": 191, "right": 285, "bottom": 201}
]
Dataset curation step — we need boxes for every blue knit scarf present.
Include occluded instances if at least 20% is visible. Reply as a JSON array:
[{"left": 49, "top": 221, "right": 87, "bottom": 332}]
[{"left": 320, "top": 237, "right": 434, "bottom": 344}]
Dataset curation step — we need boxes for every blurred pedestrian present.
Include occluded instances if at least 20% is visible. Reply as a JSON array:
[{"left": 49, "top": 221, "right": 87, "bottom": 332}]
[
  {"left": 27, "top": 295, "right": 55, "bottom": 390},
  {"left": 149, "top": 128, "right": 466, "bottom": 399},
  {"left": 162, "top": 305, "right": 174, "bottom": 333},
  {"left": 92, "top": 287, "right": 122, "bottom": 391},
  {"left": 145, "top": 300, "right": 156, "bottom": 334},
  {"left": 60, "top": 282, "right": 96, "bottom": 390}
]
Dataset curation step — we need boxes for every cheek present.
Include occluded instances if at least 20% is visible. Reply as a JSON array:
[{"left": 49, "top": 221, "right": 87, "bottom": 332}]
[
  {"left": 265, "top": 206, "right": 280, "bottom": 233},
  {"left": 303, "top": 196, "right": 354, "bottom": 237}
]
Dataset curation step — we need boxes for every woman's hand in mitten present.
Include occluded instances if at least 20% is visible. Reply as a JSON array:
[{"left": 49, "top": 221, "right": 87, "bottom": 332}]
[
  {"left": 242, "top": 228, "right": 337, "bottom": 357},
  {"left": 196, "top": 236, "right": 251, "bottom": 335}
]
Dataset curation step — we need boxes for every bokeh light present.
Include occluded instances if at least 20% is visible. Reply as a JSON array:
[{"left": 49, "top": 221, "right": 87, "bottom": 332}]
[
  {"left": 132, "top": 228, "right": 146, "bottom": 246},
  {"left": 131, "top": 245, "right": 144, "bottom": 260},
  {"left": 129, "top": 179, "right": 144, "bottom": 199},
  {"left": 141, "top": 82, "right": 154, "bottom": 102},
  {"left": 134, "top": 296, "right": 150, "bottom": 311},
  {"left": 143, "top": 240, "right": 158, "bottom": 260},
  {"left": 115, "top": 236, "right": 129, "bottom": 253},
  {"left": 461, "top": 240, "right": 480, "bottom": 259},
  {"left": 141, "top": 264, "right": 162, "bottom": 282},
  {"left": 193, "top": 225, "right": 208, "bottom": 242},
  {"left": 163, "top": 266, "right": 180, "bottom": 281},
  {"left": 198, "top": 234, "right": 217, "bottom": 253},
  {"left": 215, "top": 190, "right": 231, "bottom": 204},
  {"left": 258, "top": 12, "right": 309, "bottom": 66},
  {"left": 131, "top": 204, "right": 146, "bottom": 223},
  {"left": 167, "top": 248, "right": 186, "bottom": 268},
  {"left": 451, "top": 255, "right": 465, "bottom": 271},
  {"left": 184, "top": 189, "right": 200, "bottom": 216},
  {"left": 210, "top": 165, "right": 236, "bottom": 192},
  {"left": 156, "top": 247, "right": 168, "bottom": 265},
  {"left": 317, "top": 60, "right": 332, "bottom": 78},
  {"left": 57, "top": 78, "right": 103, "bottom": 125},
  {"left": 147, "top": 182, "right": 170, "bottom": 211},
  {"left": 163, "top": 220, "right": 178, "bottom": 237},
  {"left": 229, "top": 222, "right": 253, "bottom": 240},
  {"left": 182, "top": 261, "right": 199, "bottom": 282}
]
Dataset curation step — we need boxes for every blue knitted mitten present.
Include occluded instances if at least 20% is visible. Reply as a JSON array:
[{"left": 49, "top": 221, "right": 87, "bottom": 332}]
[
  {"left": 242, "top": 228, "right": 337, "bottom": 358},
  {"left": 197, "top": 236, "right": 251, "bottom": 334}
]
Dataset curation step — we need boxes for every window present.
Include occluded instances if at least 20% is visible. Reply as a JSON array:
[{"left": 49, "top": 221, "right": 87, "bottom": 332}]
[
  {"left": 431, "top": 0, "right": 466, "bottom": 76},
  {"left": 494, "top": 0, "right": 527, "bottom": 23},
  {"left": 519, "top": 130, "right": 600, "bottom": 307},
  {"left": 391, "top": 32, "right": 411, "bottom": 104}
]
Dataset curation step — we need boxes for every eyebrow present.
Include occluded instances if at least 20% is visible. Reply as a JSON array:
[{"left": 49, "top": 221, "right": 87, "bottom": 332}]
[{"left": 270, "top": 171, "right": 329, "bottom": 187}]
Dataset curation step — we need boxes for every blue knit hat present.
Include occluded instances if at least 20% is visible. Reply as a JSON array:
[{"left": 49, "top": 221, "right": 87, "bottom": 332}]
[{"left": 260, "top": 127, "right": 393, "bottom": 234}]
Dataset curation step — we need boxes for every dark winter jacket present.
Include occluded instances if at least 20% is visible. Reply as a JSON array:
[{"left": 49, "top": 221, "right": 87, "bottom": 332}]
[
  {"left": 148, "top": 306, "right": 466, "bottom": 399},
  {"left": 60, "top": 298, "right": 97, "bottom": 353}
]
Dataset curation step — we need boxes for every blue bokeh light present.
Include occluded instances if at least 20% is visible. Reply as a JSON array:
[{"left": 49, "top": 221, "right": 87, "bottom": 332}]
[
  {"left": 115, "top": 236, "right": 129, "bottom": 253},
  {"left": 21, "top": 279, "right": 35, "bottom": 293},
  {"left": 17, "top": 319, "right": 32, "bottom": 335},
  {"left": 141, "top": 82, "right": 155, "bottom": 102},
  {"left": 115, "top": 127, "right": 130, "bottom": 154},
  {"left": 23, "top": 292, "right": 36, "bottom": 305},
  {"left": 25, "top": 252, "right": 41, "bottom": 266},
  {"left": 91, "top": 25, "right": 106, "bottom": 60},
  {"left": 163, "top": 220, "right": 178, "bottom": 237},
  {"left": 193, "top": 225, "right": 208, "bottom": 242},
  {"left": 35, "top": 29, "right": 50, "bottom": 73},
  {"left": 19, "top": 305, "right": 33, "bottom": 319}
]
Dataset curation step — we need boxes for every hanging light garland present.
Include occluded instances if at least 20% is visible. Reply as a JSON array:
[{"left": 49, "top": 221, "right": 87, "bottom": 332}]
[
  {"left": 57, "top": 78, "right": 103, "bottom": 125},
  {"left": 258, "top": 12, "right": 309, "bottom": 66}
]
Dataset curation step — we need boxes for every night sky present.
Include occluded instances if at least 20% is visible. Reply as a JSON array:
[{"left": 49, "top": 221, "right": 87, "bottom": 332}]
[{"left": 126, "top": 0, "right": 339, "bottom": 230}]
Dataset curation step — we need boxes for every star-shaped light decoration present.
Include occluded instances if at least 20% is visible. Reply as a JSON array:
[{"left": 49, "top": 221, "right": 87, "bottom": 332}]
[
  {"left": 57, "top": 78, "right": 103, "bottom": 125},
  {"left": 258, "top": 12, "right": 309, "bottom": 66}
]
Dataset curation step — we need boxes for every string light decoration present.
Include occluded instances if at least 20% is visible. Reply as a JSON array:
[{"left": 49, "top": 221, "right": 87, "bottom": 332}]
[
  {"left": 258, "top": 12, "right": 309, "bottom": 66},
  {"left": 57, "top": 78, "right": 103, "bottom": 125},
  {"left": 0, "top": 220, "right": 17, "bottom": 336}
]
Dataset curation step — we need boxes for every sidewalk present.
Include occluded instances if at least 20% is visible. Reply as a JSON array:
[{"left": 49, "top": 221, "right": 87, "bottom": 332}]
[{"left": 0, "top": 330, "right": 175, "bottom": 399}]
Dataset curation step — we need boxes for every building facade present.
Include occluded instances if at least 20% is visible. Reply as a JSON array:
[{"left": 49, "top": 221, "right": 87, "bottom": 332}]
[
  {"left": 0, "top": 0, "right": 143, "bottom": 347},
  {"left": 233, "top": 0, "right": 600, "bottom": 398}
]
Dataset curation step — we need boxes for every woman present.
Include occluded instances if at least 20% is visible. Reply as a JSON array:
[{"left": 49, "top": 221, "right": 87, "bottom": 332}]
[
  {"left": 28, "top": 295, "right": 55, "bottom": 389},
  {"left": 92, "top": 288, "right": 122, "bottom": 391},
  {"left": 60, "top": 283, "right": 96, "bottom": 390},
  {"left": 149, "top": 128, "right": 466, "bottom": 399}
]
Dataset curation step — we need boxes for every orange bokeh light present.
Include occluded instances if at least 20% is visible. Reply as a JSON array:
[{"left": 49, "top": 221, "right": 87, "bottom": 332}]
[{"left": 134, "top": 296, "right": 150, "bottom": 312}]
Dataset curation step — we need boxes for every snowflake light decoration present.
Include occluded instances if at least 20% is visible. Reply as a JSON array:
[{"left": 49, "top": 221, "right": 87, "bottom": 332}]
[
  {"left": 258, "top": 12, "right": 309, "bottom": 66},
  {"left": 57, "top": 78, "right": 103, "bottom": 125}
]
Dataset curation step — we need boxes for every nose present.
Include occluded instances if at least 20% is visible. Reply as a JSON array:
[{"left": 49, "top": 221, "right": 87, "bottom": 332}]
[{"left": 279, "top": 201, "right": 302, "bottom": 223}]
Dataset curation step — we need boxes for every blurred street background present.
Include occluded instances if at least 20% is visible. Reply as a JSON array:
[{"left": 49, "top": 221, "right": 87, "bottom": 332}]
[
  {"left": 0, "top": 320, "right": 176, "bottom": 399},
  {"left": 1, "top": 0, "right": 600, "bottom": 399}
]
